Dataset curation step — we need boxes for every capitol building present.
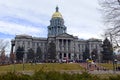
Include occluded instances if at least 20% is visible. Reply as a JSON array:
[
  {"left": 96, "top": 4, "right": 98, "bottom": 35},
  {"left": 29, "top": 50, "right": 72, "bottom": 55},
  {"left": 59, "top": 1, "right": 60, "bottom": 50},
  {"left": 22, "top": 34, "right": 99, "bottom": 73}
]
[{"left": 11, "top": 7, "right": 102, "bottom": 62}]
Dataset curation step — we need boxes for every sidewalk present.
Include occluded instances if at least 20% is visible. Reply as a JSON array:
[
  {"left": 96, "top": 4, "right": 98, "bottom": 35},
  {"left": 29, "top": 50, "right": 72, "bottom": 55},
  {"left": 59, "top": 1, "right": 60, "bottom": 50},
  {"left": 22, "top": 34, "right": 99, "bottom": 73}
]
[
  {"left": 80, "top": 62, "right": 99, "bottom": 71},
  {"left": 89, "top": 70, "right": 120, "bottom": 74},
  {"left": 80, "top": 63, "right": 120, "bottom": 74}
]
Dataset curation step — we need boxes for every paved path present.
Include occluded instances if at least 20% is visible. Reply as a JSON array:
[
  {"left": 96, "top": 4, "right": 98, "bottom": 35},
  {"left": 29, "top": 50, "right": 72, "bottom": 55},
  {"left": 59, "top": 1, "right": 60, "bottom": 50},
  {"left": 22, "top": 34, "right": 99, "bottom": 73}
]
[
  {"left": 79, "top": 63, "right": 120, "bottom": 74},
  {"left": 80, "top": 63, "right": 99, "bottom": 71},
  {"left": 22, "top": 70, "right": 120, "bottom": 75},
  {"left": 80, "top": 62, "right": 110, "bottom": 70},
  {"left": 89, "top": 70, "right": 120, "bottom": 74}
]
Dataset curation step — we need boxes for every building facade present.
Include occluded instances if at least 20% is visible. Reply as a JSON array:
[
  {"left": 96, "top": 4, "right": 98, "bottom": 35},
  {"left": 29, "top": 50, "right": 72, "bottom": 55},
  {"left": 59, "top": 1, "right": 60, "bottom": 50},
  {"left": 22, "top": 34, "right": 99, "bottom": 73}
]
[{"left": 11, "top": 7, "right": 102, "bottom": 62}]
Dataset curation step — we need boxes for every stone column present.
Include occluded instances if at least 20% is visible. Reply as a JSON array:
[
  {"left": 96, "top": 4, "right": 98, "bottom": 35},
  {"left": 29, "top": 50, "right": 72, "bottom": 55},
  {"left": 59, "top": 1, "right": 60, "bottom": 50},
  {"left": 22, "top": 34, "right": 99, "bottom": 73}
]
[
  {"left": 58, "top": 39, "right": 60, "bottom": 51},
  {"left": 60, "top": 27, "right": 62, "bottom": 33},
  {"left": 69, "top": 40, "right": 71, "bottom": 52},
  {"left": 62, "top": 39, "right": 63, "bottom": 51},
  {"left": 70, "top": 40, "right": 73, "bottom": 53},
  {"left": 56, "top": 39, "right": 58, "bottom": 51},
  {"left": 62, "top": 53, "right": 64, "bottom": 59},
  {"left": 56, "top": 52, "right": 59, "bottom": 60},
  {"left": 57, "top": 27, "right": 59, "bottom": 35},
  {"left": 59, "top": 40, "right": 61, "bottom": 50},
  {"left": 66, "top": 53, "right": 68, "bottom": 59},
  {"left": 66, "top": 40, "right": 68, "bottom": 52},
  {"left": 64, "top": 40, "right": 66, "bottom": 51},
  {"left": 68, "top": 40, "right": 70, "bottom": 52},
  {"left": 52, "top": 27, "right": 53, "bottom": 35}
]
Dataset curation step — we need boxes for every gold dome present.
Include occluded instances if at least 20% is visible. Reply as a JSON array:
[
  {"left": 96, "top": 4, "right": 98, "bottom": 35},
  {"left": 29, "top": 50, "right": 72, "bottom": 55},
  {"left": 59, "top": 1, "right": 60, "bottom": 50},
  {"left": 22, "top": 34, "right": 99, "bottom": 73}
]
[
  {"left": 52, "top": 12, "right": 62, "bottom": 18},
  {"left": 52, "top": 6, "right": 62, "bottom": 18}
]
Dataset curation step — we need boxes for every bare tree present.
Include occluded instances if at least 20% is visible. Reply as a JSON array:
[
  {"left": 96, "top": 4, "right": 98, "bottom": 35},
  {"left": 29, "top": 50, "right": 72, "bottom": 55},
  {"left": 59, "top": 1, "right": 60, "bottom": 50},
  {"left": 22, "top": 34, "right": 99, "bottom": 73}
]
[
  {"left": 99, "top": 0, "right": 120, "bottom": 47},
  {"left": 0, "top": 39, "right": 9, "bottom": 64},
  {"left": 0, "top": 39, "right": 9, "bottom": 54}
]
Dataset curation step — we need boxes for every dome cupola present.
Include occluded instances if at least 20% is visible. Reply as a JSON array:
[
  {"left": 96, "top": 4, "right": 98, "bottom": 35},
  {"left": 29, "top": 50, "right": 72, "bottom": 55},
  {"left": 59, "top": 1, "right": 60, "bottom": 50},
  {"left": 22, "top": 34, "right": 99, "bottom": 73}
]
[
  {"left": 52, "top": 6, "right": 62, "bottom": 18},
  {"left": 48, "top": 6, "right": 66, "bottom": 37}
]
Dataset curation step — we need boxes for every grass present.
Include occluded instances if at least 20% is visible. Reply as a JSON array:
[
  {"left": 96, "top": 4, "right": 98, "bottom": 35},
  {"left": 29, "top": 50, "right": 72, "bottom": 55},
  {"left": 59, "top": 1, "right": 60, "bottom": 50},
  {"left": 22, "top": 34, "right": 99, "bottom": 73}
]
[
  {"left": 0, "top": 63, "right": 84, "bottom": 73},
  {"left": 99, "top": 63, "right": 113, "bottom": 70},
  {"left": 99, "top": 63, "right": 120, "bottom": 70}
]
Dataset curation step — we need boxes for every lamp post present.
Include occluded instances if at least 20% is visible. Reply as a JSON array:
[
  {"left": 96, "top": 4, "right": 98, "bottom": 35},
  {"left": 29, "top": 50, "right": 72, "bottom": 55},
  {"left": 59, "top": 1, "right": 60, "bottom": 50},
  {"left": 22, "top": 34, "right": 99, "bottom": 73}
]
[
  {"left": 23, "top": 56, "right": 25, "bottom": 71},
  {"left": 113, "top": 58, "right": 115, "bottom": 73},
  {"left": 11, "top": 40, "right": 15, "bottom": 72},
  {"left": 22, "top": 50, "right": 27, "bottom": 72},
  {"left": 86, "top": 58, "right": 89, "bottom": 70},
  {"left": 92, "top": 54, "right": 95, "bottom": 62},
  {"left": 114, "top": 59, "right": 117, "bottom": 71},
  {"left": 13, "top": 60, "right": 16, "bottom": 73},
  {"left": 11, "top": 52, "right": 16, "bottom": 73},
  {"left": 22, "top": 51, "right": 27, "bottom": 71}
]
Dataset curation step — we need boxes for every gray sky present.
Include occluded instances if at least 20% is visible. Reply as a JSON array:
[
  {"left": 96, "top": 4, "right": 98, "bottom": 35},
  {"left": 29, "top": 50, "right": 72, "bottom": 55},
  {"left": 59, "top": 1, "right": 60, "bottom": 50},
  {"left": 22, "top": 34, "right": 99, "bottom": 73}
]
[{"left": 0, "top": 0, "right": 104, "bottom": 40}]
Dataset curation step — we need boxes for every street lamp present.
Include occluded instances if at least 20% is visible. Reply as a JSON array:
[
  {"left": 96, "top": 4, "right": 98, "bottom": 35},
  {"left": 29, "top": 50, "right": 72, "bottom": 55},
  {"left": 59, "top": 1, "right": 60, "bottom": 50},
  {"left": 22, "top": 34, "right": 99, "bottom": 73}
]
[
  {"left": 13, "top": 60, "right": 16, "bottom": 73},
  {"left": 22, "top": 55, "right": 25, "bottom": 71},
  {"left": 22, "top": 50, "right": 28, "bottom": 71},
  {"left": 22, "top": 49, "right": 28, "bottom": 72},
  {"left": 86, "top": 58, "right": 89, "bottom": 70},
  {"left": 114, "top": 59, "right": 118, "bottom": 71},
  {"left": 92, "top": 54, "right": 95, "bottom": 62}
]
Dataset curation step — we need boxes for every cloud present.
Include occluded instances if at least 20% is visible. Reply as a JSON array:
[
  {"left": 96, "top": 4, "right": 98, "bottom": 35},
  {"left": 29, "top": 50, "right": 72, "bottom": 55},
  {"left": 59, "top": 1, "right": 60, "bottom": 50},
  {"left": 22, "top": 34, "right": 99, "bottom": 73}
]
[
  {"left": 0, "top": 0, "right": 105, "bottom": 40},
  {"left": 0, "top": 16, "right": 45, "bottom": 28},
  {"left": 0, "top": 20, "right": 46, "bottom": 37}
]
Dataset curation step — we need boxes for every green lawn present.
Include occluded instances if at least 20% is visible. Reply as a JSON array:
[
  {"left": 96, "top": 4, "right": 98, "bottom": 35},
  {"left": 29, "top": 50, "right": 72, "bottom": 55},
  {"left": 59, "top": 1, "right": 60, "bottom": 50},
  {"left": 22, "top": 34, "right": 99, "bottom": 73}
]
[
  {"left": 99, "top": 63, "right": 120, "bottom": 70},
  {"left": 0, "top": 63, "right": 84, "bottom": 73},
  {"left": 99, "top": 63, "right": 113, "bottom": 70}
]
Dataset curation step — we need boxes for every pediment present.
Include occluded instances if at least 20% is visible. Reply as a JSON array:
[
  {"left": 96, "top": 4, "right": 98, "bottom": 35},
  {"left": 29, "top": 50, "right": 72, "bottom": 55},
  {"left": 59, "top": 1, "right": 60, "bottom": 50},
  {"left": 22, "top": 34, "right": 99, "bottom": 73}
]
[{"left": 56, "top": 33, "right": 74, "bottom": 38}]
